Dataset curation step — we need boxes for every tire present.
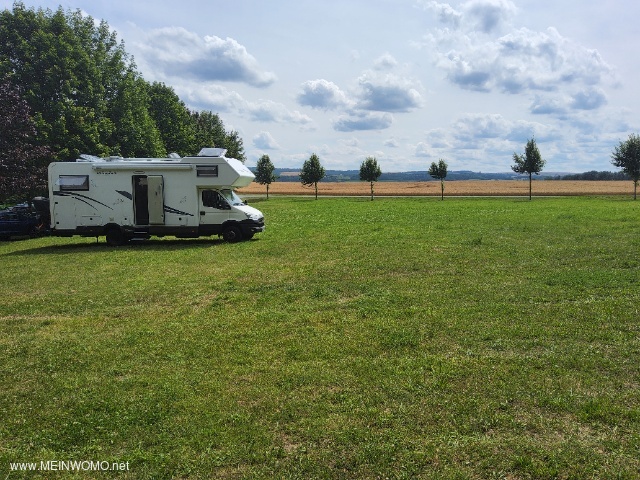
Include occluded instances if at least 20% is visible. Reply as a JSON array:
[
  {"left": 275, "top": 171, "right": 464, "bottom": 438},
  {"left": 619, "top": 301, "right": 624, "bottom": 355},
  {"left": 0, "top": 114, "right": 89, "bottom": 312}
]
[
  {"left": 105, "top": 227, "right": 127, "bottom": 246},
  {"left": 222, "top": 225, "right": 243, "bottom": 243}
]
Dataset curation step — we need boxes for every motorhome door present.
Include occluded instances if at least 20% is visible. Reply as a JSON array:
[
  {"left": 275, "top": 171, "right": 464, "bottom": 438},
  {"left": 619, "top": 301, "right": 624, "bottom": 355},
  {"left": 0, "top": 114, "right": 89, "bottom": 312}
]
[
  {"left": 198, "top": 189, "right": 230, "bottom": 227},
  {"left": 133, "top": 175, "right": 165, "bottom": 225}
]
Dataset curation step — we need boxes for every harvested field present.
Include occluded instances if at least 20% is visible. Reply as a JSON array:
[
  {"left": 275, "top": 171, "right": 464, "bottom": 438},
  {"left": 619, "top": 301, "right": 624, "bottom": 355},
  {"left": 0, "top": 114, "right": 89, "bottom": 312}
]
[{"left": 238, "top": 180, "right": 635, "bottom": 197}]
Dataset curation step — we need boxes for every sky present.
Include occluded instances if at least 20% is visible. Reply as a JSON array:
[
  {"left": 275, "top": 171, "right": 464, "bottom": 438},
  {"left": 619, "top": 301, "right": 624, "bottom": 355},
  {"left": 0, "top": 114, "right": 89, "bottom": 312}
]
[{"left": 3, "top": 0, "right": 640, "bottom": 173}]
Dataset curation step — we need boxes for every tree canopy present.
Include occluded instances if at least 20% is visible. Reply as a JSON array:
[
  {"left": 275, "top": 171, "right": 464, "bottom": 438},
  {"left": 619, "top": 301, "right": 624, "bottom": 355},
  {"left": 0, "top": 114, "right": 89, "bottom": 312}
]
[
  {"left": 300, "top": 153, "right": 325, "bottom": 200},
  {"left": 0, "top": 2, "right": 244, "bottom": 169},
  {"left": 359, "top": 156, "right": 382, "bottom": 201},
  {"left": 611, "top": 133, "right": 640, "bottom": 200},
  {"left": 512, "top": 137, "right": 546, "bottom": 200},
  {"left": 255, "top": 154, "right": 277, "bottom": 198},
  {"left": 0, "top": 76, "right": 50, "bottom": 202},
  {"left": 428, "top": 159, "right": 448, "bottom": 200}
]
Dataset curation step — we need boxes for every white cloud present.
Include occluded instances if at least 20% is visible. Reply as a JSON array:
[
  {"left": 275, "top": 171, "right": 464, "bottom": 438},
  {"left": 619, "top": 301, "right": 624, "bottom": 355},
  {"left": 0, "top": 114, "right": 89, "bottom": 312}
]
[
  {"left": 252, "top": 131, "right": 280, "bottom": 149},
  {"left": 384, "top": 137, "right": 400, "bottom": 148},
  {"left": 431, "top": 27, "right": 615, "bottom": 98},
  {"left": 182, "top": 85, "right": 313, "bottom": 126},
  {"left": 182, "top": 84, "right": 247, "bottom": 113},
  {"left": 463, "top": 0, "right": 516, "bottom": 33},
  {"left": 373, "top": 53, "right": 399, "bottom": 71},
  {"left": 570, "top": 87, "right": 608, "bottom": 110},
  {"left": 247, "top": 100, "right": 314, "bottom": 125},
  {"left": 333, "top": 111, "right": 394, "bottom": 132},
  {"left": 420, "top": 0, "right": 515, "bottom": 33},
  {"left": 356, "top": 72, "right": 423, "bottom": 112},
  {"left": 419, "top": 1, "right": 462, "bottom": 28},
  {"left": 415, "top": 142, "right": 433, "bottom": 157},
  {"left": 297, "top": 79, "right": 350, "bottom": 110},
  {"left": 135, "top": 27, "right": 276, "bottom": 87}
]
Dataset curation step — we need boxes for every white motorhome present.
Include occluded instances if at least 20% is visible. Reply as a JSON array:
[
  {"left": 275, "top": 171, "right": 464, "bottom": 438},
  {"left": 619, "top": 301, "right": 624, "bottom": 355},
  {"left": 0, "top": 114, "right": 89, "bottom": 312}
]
[{"left": 48, "top": 148, "right": 265, "bottom": 245}]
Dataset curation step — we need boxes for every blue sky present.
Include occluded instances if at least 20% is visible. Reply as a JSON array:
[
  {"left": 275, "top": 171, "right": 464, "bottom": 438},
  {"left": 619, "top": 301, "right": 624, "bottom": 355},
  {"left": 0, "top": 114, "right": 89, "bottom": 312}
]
[{"left": 3, "top": 0, "right": 639, "bottom": 172}]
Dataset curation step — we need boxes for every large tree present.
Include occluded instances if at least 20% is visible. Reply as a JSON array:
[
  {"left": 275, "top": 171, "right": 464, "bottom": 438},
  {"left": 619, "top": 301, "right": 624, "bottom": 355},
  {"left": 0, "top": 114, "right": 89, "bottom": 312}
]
[
  {"left": 255, "top": 154, "right": 276, "bottom": 199},
  {"left": 512, "top": 137, "right": 546, "bottom": 200},
  {"left": 611, "top": 133, "right": 640, "bottom": 200},
  {"left": 0, "top": 2, "right": 247, "bottom": 170},
  {"left": 107, "top": 70, "right": 165, "bottom": 158},
  {"left": 191, "top": 111, "right": 246, "bottom": 161},
  {"left": 428, "top": 159, "right": 448, "bottom": 201},
  {"left": 300, "top": 153, "right": 325, "bottom": 200},
  {"left": 359, "top": 156, "right": 382, "bottom": 201},
  {"left": 0, "top": 77, "right": 50, "bottom": 202},
  {"left": 0, "top": 4, "right": 127, "bottom": 159},
  {"left": 147, "top": 82, "right": 195, "bottom": 157}
]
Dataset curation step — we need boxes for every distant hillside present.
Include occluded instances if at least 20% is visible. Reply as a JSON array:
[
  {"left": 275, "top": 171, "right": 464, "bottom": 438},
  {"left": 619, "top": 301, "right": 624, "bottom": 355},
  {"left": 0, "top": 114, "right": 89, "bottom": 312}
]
[{"left": 257, "top": 169, "right": 629, "bottom": 182}]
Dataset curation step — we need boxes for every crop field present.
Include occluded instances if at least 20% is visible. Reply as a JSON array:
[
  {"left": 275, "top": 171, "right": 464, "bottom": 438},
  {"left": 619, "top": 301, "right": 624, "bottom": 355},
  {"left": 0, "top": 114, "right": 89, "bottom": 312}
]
[
  {"left": 238, "top": 180, "right": 635, "bottom": 197},
  {"left": 1, "top": 197, "right": 639, "bottom": 479}
]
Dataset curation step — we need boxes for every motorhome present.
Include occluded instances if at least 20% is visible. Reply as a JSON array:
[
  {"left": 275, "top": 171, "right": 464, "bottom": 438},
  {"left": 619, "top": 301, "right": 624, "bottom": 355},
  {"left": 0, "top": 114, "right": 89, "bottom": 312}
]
[{"left": 48, "top": 148, "right": 265, "bottom": 245}]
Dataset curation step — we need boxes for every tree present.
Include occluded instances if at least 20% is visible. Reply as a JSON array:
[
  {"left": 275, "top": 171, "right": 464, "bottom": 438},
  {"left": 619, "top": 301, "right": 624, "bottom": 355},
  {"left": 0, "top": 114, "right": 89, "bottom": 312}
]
[
  {"left": 255, "top": 154, "right": 277, "bottom": 199},
  {"left": 0, "top": 77, "right": 50, "bottom": 203},
  {"left": 107, "top": 70, "right": 165, "bottom": 158},
  {"left": 300, "top": 153, "right": 325, "bottom": 199},
  {"left": 611, "top": 133, "right": 640, "bottom": 200},
  {"left": 0, "top": 4, "right": 128, "bottom": 159},
  {"left": 147, "top": 82, "right": 195, "bottom": 157},
  {"left": 512, "top": 137, "right": 546, "bottom": 200},
  {"left": 428, "top": 159, "right": 448, "bottom": 200},
  {"left": 359, "top": 156, "right": 382, "bottom": 201},
  {"left": 1, "top": 3, "right": 248, "bottom": 162},
  {"left": 191, "top": 111, "right": 246, "bottom": 161}
]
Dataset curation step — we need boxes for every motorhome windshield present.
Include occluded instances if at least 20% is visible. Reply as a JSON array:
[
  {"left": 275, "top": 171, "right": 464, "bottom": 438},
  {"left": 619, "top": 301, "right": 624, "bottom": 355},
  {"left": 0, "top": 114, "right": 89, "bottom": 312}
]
[{"left": 220, "top": 189, "right": 245, "bottom": 206}]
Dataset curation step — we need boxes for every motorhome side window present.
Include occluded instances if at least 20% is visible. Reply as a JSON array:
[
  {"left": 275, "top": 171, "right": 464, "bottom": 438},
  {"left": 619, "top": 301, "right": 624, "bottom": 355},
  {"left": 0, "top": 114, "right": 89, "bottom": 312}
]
[
  {"left": 59, "top": 175, "right": 89, "bottom": 191},
  {"left": 202, "top": 190, "right": 221, "bottom": 208},
  {"left": 197, "top": 165, "right": 218, "bottom": 177}
]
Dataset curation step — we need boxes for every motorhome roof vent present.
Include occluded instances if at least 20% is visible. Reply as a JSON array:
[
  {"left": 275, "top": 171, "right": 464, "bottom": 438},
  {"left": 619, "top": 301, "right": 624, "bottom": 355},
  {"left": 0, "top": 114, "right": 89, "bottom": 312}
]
[
  {"left": 78, "top": 154, "right": 102, "bottom": 162},
  {"left": 197, "top": 148, "right": 227, "bottom": 157}
]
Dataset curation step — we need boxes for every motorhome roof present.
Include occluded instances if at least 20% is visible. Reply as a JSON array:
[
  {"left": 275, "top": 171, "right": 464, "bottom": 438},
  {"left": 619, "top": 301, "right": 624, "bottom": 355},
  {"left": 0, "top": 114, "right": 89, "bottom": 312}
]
[{"left": 75, "top": 147, "right": 229, "bottom": 164}]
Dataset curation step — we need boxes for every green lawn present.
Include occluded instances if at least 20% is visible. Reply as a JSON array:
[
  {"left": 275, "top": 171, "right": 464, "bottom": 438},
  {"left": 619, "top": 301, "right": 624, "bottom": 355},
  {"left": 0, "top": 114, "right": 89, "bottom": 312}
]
[{"left": 1, "top": 197, "right": 639, "bottom": 479}]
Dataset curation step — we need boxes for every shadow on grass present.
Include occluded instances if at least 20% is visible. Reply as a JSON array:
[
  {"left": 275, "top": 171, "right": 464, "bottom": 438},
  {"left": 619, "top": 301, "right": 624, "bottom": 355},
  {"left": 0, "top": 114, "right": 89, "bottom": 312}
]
[{"left": 1, "top": 236, "right": 250, "bottom": 256}]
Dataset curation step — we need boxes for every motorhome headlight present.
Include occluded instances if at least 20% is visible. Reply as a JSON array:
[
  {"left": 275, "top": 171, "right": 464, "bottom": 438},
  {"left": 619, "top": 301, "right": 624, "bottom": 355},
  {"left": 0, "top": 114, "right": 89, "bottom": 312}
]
[{"left": 245, "top": 212, "right": 261, "bottom": 221}]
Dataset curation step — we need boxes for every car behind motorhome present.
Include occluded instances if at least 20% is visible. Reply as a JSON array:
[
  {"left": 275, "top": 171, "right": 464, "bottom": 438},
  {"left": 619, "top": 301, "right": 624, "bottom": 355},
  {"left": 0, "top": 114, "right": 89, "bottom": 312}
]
[{"left": 48, "top": 148, "right": 265, "bottom": 245}]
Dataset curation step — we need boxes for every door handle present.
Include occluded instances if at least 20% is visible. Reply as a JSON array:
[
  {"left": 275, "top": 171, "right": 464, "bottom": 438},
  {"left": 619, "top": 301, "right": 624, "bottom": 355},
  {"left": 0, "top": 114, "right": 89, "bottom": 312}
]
[{"left": 200, "top": 211, "right": 205, "bottom": 215}]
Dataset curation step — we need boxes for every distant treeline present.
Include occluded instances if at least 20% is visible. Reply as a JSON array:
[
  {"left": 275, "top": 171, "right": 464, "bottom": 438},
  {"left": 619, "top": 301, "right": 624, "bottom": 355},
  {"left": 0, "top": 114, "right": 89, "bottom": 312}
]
[
  {"left": 268, "top": 169, "right": 630, "bottom": 182},
  {"left": 555, "top": 171, "right": 630, "bottom": 181}
]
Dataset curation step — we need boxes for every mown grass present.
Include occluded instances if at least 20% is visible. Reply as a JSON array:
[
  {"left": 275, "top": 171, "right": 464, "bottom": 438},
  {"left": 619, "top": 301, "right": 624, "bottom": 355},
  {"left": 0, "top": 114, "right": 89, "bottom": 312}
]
[{"left": 1, "top": 196, "right": 639, "bottom": 479}]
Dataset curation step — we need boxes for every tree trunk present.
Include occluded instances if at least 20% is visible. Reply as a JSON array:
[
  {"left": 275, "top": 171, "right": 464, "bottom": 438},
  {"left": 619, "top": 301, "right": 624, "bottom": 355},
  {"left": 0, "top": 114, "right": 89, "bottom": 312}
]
[
  {"left": 266, "top": 184, "right": 270, "bottom": 200},
  {"left": 529, "top": 173, "right": 532, "bottom": 200},
  {"left": 314, "top": 182, "right": 318, "bottom": 200},
  {"left": 370, "top": 181, "right": 374, "bottom": 201},
  {"left": 441, "top": 179, "right": 444, "bottom": 200}
]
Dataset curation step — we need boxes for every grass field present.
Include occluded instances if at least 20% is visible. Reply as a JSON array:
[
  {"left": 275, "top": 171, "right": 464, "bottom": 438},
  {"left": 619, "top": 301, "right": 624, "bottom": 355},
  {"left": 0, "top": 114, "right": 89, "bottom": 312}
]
[
  {"left": 238, "top": 180, "right": 636, "bottom": 197},
  {"left": 1, "top": 196, "right": 639, "bottom": 479}
]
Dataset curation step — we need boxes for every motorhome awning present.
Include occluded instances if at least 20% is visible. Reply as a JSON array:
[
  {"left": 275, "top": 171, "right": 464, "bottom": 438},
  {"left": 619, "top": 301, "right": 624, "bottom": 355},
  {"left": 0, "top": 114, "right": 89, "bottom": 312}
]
[{"left": 92, "top": 164, "right": 194, "bottom": 171}]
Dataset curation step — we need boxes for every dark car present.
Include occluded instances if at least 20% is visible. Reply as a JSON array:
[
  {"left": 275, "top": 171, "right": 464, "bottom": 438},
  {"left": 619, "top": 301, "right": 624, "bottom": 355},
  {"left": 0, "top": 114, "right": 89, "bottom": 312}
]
[{"left": 0, "top": 201, "right": 48, "bottom": 240}]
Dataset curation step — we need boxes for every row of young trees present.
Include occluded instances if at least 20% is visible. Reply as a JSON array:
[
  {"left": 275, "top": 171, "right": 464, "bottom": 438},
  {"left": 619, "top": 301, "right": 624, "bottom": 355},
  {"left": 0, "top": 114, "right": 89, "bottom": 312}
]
[
  {"left": 0, "top": 3, "right": 244, "bottom": 203},
  {"left": 511, "top": 136, "right": 640, "bottom": 200},
  {"left": 254, "top": 135, "right": 640, "bottom": 201},
  {"left": 255, "top": 153, "right": 383, "bottom": 201}
]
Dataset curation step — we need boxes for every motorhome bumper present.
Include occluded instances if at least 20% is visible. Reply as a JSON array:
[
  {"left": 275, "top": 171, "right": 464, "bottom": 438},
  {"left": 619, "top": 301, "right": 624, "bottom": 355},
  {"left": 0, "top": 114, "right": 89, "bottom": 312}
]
[{"left": 240, "top": 220, "right": 265, "bottom": 235}]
